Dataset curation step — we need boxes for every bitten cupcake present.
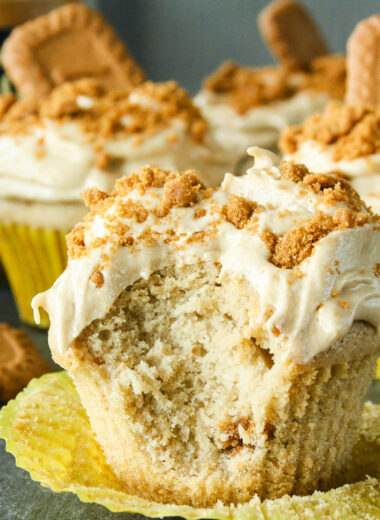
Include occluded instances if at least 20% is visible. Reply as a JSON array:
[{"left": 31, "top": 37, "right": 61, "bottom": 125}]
[
  {"left": 280, "top": 14, "right": 380, "bottom": 213},
  {"left": 33, "top": 147, "right": 380, "bottom": 507},
  {"left": 0, "top": 79, "right": 234, "bottom": 327}
]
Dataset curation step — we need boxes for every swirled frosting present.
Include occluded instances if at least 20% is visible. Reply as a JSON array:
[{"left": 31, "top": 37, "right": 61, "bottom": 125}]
[
  {"left": 194, "top": 56, "right": 346, "bottom": 159},
  {"left": 0, "top": 79, "right": 234, "bottom": 228},
  {"left": 33, "top": 148, "right": 380, "bottom": 364},
  {"left": 280, "top": 102, "right": 380, "bottom": 213}
]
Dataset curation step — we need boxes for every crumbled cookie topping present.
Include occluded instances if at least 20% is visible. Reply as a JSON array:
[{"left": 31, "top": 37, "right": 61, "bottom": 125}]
[
  {"left": 225, "top": 195, "right": 258, "bottom": 229},
  {"left": 163, "top": 172, "right": 203, "bottom": 207},
  {"left": 67, "top": 167, "right": 217, "bottom": 261},
  {"left": 204, "top": 55, "right": 345, "bottom": 114},
  {"left": 66, "top": 161, "right": 374, "bottom": 271},
  {"left": 300, "top": 54, "right": 346, "bottom": 100},
  {"left": 279, "top": 162, "right": 363, "bottom": 212},
  {"left": 90, "top": 270, "right": 104, "bottom": 288},
  {"left": 204, "top": 61, "right": 293, "bottom": 114},
  {"left": 280, "top": 101, "right": 380, "bottom": 161},
  {"left": 0, "top": 79, "right": 207, "bottom": 148},
  {"left": 266, "top": 210, "right": 368, "bottom": 269}
]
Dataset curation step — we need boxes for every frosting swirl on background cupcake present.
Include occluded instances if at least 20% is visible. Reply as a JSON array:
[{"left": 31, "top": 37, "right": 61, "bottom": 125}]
[
  {"left": 280, "top": 101, "right": 380, "bottom": 213},
  {"left": 0, "top": 79, "right": 234, "bottom": 229},
  {"left": 194, "top": 55, "right": 346, "bottom": 162}
]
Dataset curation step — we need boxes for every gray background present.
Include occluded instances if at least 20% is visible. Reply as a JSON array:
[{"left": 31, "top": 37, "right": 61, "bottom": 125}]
[{"left": 98, "top": 0, "right": 380, "bottom": 93}]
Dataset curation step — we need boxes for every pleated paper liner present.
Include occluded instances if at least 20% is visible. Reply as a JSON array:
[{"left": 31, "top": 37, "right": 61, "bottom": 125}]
[
  {"left": 0, "top": 223, "right": 67, "bottom": 328},
  {"left": 0, "top": 372, "right": 380, "bottom": 519}
]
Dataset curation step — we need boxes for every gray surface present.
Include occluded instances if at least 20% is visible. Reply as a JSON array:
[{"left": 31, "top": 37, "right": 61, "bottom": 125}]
[
  {"left": 99, "top": 0, "right": 380, "bottom": 93},
  {"left": 1, "top": 282, "right": 380, "bottom": 518}
]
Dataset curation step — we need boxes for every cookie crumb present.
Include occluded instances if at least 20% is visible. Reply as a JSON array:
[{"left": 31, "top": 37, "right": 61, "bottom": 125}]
[
  {"left": 82, "top": 187, "right": 109, "bottom": 208},
  {"left": 226, "top": 195, "right": 257, "bottom": 229},
  {"left": 90, "top": 270, "right": 104, "bottom": 288},
  {"left": 164, "top": 172, "right": 202, "bottom": 207}
]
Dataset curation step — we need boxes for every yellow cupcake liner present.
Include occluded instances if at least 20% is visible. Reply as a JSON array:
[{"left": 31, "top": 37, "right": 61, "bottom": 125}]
[
  {"left": 376, "top": 359, "right": 380, "bottom": 379},
  {"left": 0, "top": 371, "right": 380, "bottom": 519},
  {"left": 0, "top": 223, "right": 67, "bottom": 328}
]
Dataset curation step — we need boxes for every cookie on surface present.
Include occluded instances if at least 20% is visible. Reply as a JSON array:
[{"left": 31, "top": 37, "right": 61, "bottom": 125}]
[{"left": 0, "top": 324, "right": 50, "bottom": 401}]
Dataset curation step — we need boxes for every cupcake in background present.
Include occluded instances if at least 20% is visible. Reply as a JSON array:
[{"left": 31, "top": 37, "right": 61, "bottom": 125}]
[
  {"left": 280, "top": 14, "right": 380, "bottom": 213},
  {"left": 0, "top": 76, "right": 236, "bottom": 328},
  {"left": 194, "top": 0, "right": 346, "bottom": 172},
  {"left": 0, "top": 3, "right": 234, "bottom": 328},
  {"left": 0, "top": 2, "right": 146, "bottom": 327}
]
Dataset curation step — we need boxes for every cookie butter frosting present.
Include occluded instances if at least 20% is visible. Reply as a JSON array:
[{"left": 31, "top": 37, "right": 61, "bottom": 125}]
[
  {"left": 0, "top": 79, "right": 234, "bottom": 228},
  {"left": 194, "top": 56, "right": 346, "bottom": 159},
  {"left": 280, "top": 101, "right": 380, "bottom": 213},
  {"left": 33, "top": 147, "right": 380, "bottom": 364}
]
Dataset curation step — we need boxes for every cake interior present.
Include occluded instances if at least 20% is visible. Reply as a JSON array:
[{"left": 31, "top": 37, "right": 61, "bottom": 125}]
[
  {"left": 72, "top": 261, "right": 378, "bottom": 505},
  {"left": 78, "top": 262, "right": 279, "bottom": 475}
]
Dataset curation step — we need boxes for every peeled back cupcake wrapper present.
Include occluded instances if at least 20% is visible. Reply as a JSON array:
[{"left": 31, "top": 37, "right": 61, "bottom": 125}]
[
  {"left": 0, "top": 223, "right": 67, "bottom": 328},
  {"left": 0, "top": 371, "right": 380, "bottom": 519}
]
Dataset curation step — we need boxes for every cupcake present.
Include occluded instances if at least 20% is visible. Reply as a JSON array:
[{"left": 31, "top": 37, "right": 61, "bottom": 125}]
[
  {"left": 194, "top": 0, "right": 346, "bottom": 171},
  {"left": 0, "top": 79, "right": 234, "bottom": 327},
  {"left": 279, "top": 101, "right": 380, "bottom": 213},
  {"left": 33, "top": 147, "right": 380, "bottom": 506},
  {"left": 279, "top": 15, "right": 380, "bottom": 213},
  {"left": 194, "top": 56, "right": 345, "bottom": 162}
]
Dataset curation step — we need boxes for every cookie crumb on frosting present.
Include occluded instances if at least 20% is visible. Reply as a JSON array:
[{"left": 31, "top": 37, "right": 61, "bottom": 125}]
[
  {"left": 66, "top": 161, "right": 374, "bottom": 270},
  {"left": 204, "top": 55, "right": 345, "bottom": 114},
  {"left": 90, "top": 270, "right": 104, "bottom": 288},
  {"left": 82, "top": 187, "right": 110, "bottom": 208},
  {"left": 226, "top": 195, "right": 258, "bottom": 229},
  {"left": 163, "top": 172, "right": 203, "bottom": 207},
  {"left": 0, "top": 79, "right": 207, "bottom": 146},
  {"left": 280, "top": 101, "right": 380, "bottom": 160}
]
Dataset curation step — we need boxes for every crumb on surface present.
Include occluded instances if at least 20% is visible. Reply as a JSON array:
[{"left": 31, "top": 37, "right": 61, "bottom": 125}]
[
  {"left": 225, "top": 195, "right": 258, "bottom": 229},
  {"left": 163, "top": 172, "right": 203, "bottom": 207},
  {"left": 82, "top": 187, "right": 109, "bottom": 208},
  {"left": 90, "top": 270, "right": 104, "bottom": 288},
  {"left": 66, "top": 161, "right": 374, "bottom": 270}
]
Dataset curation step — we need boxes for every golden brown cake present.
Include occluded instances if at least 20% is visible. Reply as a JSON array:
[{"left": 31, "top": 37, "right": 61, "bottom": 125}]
[{"left": 33, "top": 148, "right": 380, "bottom": 507}]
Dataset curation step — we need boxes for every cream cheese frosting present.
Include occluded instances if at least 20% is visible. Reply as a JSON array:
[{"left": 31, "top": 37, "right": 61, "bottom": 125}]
[
  {"left": 33, "top": 148, "right": 380, "bottom": 364},
  {"left": 0, "top": 80, "right": 235, "bottom": 228},
  {"left": 194, "top": 89, "right": 328, "bottom": 157},
  {"left": 194, "top": 56, "right": 346, "bottom": 163},
  {"left": 280, "top": 102, "right": 380, "bottom": 214}
]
